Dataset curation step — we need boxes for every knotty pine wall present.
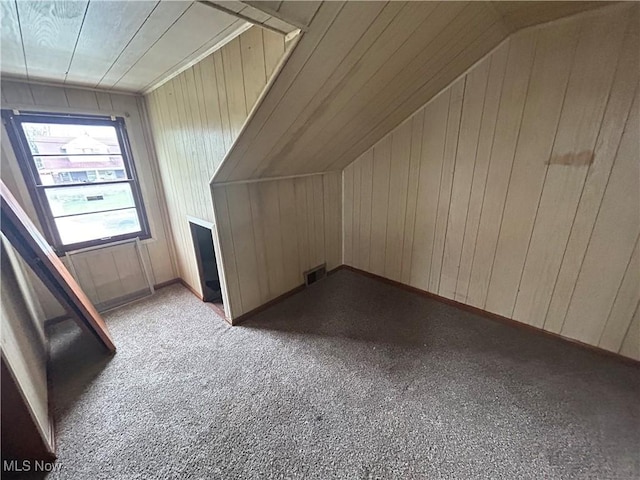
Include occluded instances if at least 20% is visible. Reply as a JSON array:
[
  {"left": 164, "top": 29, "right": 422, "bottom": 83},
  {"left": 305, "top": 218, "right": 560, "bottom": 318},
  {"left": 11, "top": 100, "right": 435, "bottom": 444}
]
[
  {"left": 145, "top": 27, "right": 286, "bottom": 306},
  {"left": 212, "top": 172, "right": 342, "bottom": 320},
  {"left": 343, "top": 4, "right": 639, "bottom": 359},
  {"left": 1, "top": 80, "right": 177, "bottom": 320}
]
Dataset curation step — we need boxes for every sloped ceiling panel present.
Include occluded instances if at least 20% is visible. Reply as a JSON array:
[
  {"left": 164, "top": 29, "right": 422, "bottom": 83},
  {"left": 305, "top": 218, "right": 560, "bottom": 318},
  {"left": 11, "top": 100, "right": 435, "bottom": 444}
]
[{"left": 212, "top": 1, "right": 612, "bottom": 183}]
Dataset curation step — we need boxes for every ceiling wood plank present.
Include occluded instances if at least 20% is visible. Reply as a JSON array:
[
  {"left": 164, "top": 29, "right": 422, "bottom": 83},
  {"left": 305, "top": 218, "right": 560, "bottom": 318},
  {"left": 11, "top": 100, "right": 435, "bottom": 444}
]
[
  {"left": 112, "top": 2, "right": 239, "bottom": 92},
  {"left": 16, "top": 0, "right": 89, "bottom": 82},
  {"left": 96, "top": 1, "right": 193, "bottom": 89},
  {"left": 0, "top": 1, "right": 28, "bottom": 78},
  {"left": 65, "top": 1, "right": 159, "bottom": 87},
  {"left": 141, "top": 19, "right": 250, "bottom": 94}
]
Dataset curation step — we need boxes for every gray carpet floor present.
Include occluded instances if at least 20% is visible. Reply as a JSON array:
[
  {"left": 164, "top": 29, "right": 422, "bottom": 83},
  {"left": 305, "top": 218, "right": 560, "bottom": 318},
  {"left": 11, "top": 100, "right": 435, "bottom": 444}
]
[{"left": 42, "top": 270, "right": 639, "bottom": 479}]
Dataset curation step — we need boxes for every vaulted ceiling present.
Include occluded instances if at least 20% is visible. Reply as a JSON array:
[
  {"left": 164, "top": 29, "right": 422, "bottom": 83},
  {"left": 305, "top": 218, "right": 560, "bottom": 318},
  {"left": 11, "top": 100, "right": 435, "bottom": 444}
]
[{"left": 212, "top": 1, "right": 612, "bottom": 182}]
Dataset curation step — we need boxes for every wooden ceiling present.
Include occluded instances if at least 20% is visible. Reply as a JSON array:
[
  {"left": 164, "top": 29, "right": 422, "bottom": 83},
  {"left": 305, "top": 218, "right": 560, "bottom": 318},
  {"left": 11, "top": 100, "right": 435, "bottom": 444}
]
[
  {"left": 212, "top": 1, "right": 613, "bottom": 182},
  {"left": 0, "top": 1, "right": 255, "bottom": 93}
]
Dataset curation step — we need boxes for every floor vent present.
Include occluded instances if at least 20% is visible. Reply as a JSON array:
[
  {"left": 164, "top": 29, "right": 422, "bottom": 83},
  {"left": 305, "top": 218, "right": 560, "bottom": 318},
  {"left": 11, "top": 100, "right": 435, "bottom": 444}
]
[{"left": 305, "top": 264, "right": 327, "bottom": 286}]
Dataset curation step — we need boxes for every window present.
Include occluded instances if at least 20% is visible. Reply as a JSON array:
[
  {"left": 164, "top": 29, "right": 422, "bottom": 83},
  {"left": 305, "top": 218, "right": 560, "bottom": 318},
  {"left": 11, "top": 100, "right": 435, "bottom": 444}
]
[{"left": 2, "top": 111, "right": 151, "bottom": 253}]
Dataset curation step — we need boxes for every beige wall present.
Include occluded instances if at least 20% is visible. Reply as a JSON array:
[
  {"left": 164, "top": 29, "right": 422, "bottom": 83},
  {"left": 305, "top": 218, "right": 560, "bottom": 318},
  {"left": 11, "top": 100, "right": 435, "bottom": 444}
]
[
  {"left": 212, "top": 172, "right": 342, "bottom": 320},
  {"left": 145, "top": 26, "right": 286, "bottom": 300},
  {"left": 1, "top": 237, "right": 52, "bottom": 450},
  {"left": 1, "top": 80, "right": 177, "bottom": 319},
  {"left": 343, "top": 4, "right": 639, "bottom": 359}
]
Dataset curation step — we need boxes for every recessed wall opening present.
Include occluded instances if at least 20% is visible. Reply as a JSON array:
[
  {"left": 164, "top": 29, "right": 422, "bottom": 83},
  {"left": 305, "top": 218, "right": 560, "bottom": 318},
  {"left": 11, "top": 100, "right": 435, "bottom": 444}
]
[{"left": 189, "top": 220, "right": 223, "bottom": 305}]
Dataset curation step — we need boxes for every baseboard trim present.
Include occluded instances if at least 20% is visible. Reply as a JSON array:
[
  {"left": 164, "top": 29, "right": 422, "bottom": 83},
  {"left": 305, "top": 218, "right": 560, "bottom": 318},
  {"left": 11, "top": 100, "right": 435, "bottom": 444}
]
[
  {"left": 154, "top": 278, "right": 182, "bottom": 289},
  {"left": 231, "top": 265, "right": 343, "bottom": 325},
  {"left": 232, "top": 284, "right": 306, "bottom": 326},
  {"left": 339, "top": 265, "right": 640, "bottom": 367}
]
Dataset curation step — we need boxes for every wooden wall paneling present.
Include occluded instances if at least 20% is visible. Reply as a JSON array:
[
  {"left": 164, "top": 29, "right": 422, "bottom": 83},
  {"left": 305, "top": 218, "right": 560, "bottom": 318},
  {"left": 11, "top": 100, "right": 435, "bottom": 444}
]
[
  {"left": 212, "top": 50, "right": 234, "bottom": 151},
  {"left": 240, "top": 26, "right": 268, "bottom": 110},
  {"left": 225, "top": 183, "right": 262, "bottom": 312},
  {"left": 190, "top": 63, "right": 217, "bottom": 201},
  {"left": 322, "top": 3, "right": 506, "bottom": 174},
  {"left": 85, "top": 250, "right": 123, "bottom": 304},
  {"left": 95, "top": 91, "right": 113, "bottom": 111},
  {"left": 210, "top": 173, "right": 342, "bottom": 319},
  {"left": 278, "top": 179, "right": 301, "bottom": 288},
  {"left": 544, "top": 13, "right": 639, "bottom": 333},
  {"left": 338, "top": 4, "right": 639, "bottom": 358},
  {"left": 175, "top": 75, "right": 204, "bottom": 223},
  {"left": 323, "top": 171, "right": 342, "bottom": 271},
  {"left": 357, "top": 150, "right": 374, "bottom": 273},
  {"left": 248, "top": 182, "right": 271, "bottom": 300},
  {"left": 1, "top": 81, "right": 35, "bottom": 106},
  {"left": 148, "top": 89, "right": 185, "bottom": 279},
  {"left": 599, "top": 237, "right": 640, "bottom": 352},
  {"left": 409, "top": 91, "right": 449, "bottom": 292},
  {"left": 187, "top": 69, "right": 213, "bottom": 219},
  {"left": 221, "top": 37, "right": 248, "bottom": 138},
  {"left": 263, "top": 29, "right": 286, "bottom": 80},
  {"left": 63, "top": 88, "right": 99, "bottom": 110},
  {"left": 342, "top": 166, "right": 353, "bottom": 267},
  {"left": 439, "top": 60, "right": 490, "bottom": 299},
  {"left": 29, "top": 84, "right": 69, "bottom": 107},
  {"left": 512, "top": 9, "right": 628, "bottom": 327},
  {"left": 70, "top": 255, "right": 99, "bottom": 305},
  {"left": 619, "top": 305, "right": 640, "bottom": 361},
  {"left": 351, "top": 157, "right": 361, "bottom": 270},
  {"left": 256, "top": 180, "right": 285, "bottom": 299},
  {"left": 112, "top": 243, "right": 148, "bottom": 296},
  {"left": 369, "top": 137, "right": 392, "bottom": 277},
  {"left": 294, "top": 176, "right": 312, "bottom": 273},
  {"left": 197, "top": 56, "right": 228, "bottom": 170},
  {"left": 384, "top": 120, "right": 412, "bottom": 282},
  {"left": 211, "top": 186, "right": 241, "bottom": 318},
  {"left": 484, "top": 18, "right": 580, "bottom": 318},
  {"left": 399, "top": 111, "right": 424, "bottom": 285},
  {"left": 455, "top": 42, "right": 508, "bottom": 304},
  {"left": 465, "top": 32, "right": 536, "bottom": 309},
  {"left": 560, "top": 94, "right": 640, "bottom": 345},
  {"left": 430, "top": 78, "right": 464, "bottom": 294},
  {"left": 304, "top": 176, "right": 318, "bottom": 267},
  {"left": 311, "top": 174, "right": 326, "bottom": 268}
]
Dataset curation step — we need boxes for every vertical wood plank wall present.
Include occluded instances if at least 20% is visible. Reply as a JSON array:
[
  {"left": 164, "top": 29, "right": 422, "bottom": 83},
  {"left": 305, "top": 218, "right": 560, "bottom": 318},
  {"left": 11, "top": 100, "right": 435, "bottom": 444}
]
[
  {"left": 0, "top": 81, "right": 177, "bottom": 319},
  {"left": 212, "top": 172, "right": 342, "bottom": 320},
  {"left": 145, "top": 26, "right": 286, "bottom": 300},
  {"left": 342, "top": 5, "right": 640, "bottom": 359}
]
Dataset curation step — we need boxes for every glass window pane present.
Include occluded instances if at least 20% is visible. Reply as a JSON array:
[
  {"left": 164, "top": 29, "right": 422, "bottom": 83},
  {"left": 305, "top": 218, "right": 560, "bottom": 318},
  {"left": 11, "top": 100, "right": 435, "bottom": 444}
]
[
  {"left": 44, "top": 183, "right": 136, "bottom": 217},
  {"left": 34, "top": 155, "right": 127, "bottom": 185},
  {"left": 55, "top": 208, "right": 141, "bottom": 245},
  {"left": 21, "top": 122, "right": 121, "bottom": 156}
]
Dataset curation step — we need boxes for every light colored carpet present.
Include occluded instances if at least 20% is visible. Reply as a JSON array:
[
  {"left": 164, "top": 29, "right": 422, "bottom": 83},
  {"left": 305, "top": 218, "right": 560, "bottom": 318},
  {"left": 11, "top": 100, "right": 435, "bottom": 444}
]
[{"left": 44, "top": 270, "right": 639, "bottom": 479}]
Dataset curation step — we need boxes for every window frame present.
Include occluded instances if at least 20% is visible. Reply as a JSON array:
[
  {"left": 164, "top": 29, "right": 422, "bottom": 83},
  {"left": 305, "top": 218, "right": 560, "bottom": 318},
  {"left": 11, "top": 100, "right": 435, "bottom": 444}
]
[{"left": 2, "top": 110, "right": 151, "bottom": 254}]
